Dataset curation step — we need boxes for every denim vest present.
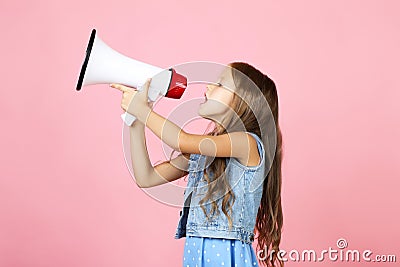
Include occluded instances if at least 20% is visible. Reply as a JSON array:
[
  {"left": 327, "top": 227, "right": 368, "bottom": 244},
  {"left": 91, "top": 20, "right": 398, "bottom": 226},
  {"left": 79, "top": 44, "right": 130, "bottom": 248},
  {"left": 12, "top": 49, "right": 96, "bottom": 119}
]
[{"left": 174, "top": 132, "right": 266, "bottom": 244}]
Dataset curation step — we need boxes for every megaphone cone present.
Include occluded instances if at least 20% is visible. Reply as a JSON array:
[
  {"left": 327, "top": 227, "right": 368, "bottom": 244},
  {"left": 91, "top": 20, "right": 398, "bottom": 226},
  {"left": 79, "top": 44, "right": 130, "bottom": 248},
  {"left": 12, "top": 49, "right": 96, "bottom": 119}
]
[
  {"left": 79, "top": 29, "right": 154, "bottom": 90},
  {"left": 76, "top": 29, "right": 188, "bottom": 125}
]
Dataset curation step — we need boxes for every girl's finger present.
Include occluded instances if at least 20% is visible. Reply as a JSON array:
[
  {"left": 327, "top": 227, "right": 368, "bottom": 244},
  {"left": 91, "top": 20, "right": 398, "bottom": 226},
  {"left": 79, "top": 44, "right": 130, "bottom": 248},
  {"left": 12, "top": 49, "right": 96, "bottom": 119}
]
[
  {"left": 144, "top": 78, "right": 151, "bottom": 88},
  {"left": 110, "top": 83, "right": 128, "bottom": 92}
]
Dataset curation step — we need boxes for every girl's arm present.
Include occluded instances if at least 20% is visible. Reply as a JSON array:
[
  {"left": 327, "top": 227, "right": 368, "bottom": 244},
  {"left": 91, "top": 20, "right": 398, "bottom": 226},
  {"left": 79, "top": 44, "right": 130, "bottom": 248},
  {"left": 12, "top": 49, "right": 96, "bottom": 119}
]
[
  {"left": 129, "top": 120, "right": 190, "bottom": 188},
  {"left": 135, "top": 106, "right": 259, "bottom": 165},
  {"left": 111, "top": 80, "right": 259, "bottom": 167}
]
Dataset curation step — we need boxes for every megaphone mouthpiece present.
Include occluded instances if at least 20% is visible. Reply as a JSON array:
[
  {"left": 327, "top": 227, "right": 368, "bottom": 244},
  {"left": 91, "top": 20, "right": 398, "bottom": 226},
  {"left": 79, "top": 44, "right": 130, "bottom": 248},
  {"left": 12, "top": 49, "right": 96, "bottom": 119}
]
[{"left": 165, "top": 68, "right": 187, "bottom": 99}]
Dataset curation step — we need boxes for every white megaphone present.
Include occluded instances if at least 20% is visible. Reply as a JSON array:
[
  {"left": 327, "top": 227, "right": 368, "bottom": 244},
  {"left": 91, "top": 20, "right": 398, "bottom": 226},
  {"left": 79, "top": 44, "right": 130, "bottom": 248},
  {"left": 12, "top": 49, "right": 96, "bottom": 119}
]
[{"left": 76, "top": 29, "right": 187, "bottom": 126}]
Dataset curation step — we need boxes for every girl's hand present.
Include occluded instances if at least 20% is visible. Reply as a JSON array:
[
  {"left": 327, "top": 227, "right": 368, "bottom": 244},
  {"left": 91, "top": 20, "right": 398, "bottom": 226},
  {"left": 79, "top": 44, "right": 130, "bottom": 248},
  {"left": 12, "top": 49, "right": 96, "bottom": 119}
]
[{"left": 110, "top": 78, "right": 154, "bottom": 116}]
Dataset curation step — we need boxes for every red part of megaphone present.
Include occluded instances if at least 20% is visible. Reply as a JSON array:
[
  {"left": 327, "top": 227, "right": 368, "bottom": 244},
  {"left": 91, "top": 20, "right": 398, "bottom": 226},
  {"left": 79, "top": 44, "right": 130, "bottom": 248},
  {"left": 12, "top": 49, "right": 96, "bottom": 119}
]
[{"left": 166, "top": 68, "right": 187, "bottom": 99}]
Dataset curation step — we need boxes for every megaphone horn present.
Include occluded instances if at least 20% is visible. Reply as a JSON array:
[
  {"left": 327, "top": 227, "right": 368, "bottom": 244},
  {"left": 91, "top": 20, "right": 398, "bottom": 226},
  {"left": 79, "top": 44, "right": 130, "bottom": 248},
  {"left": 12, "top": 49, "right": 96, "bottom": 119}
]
[{"left": 76, "top": 29, "right": 188, "bottom": 126}]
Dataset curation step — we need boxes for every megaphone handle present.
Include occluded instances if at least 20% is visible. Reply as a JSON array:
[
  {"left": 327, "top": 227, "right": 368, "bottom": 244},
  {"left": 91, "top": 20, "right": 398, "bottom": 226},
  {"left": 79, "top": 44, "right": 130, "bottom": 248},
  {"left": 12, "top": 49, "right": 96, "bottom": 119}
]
[
  {"left": 120, "top": 83, "right": 158, "bottom": 126},
  {"left": 120, "top": 83, "right": 143, "bottom": 126},
  {"left": 121, "top": 112, "right": 137, "bottom": 126}
]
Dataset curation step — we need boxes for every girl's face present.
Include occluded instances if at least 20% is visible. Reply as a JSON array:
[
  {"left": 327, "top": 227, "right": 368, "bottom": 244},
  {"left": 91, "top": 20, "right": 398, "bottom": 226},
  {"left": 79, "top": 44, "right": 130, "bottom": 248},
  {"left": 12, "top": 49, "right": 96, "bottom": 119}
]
[{"left": 198, "top": 67, "right": 236, "bottom": 122}]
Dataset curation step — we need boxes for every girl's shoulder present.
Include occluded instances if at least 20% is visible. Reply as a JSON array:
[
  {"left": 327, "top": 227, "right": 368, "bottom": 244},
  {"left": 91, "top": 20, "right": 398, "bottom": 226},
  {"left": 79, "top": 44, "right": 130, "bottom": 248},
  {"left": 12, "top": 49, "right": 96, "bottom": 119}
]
[{"left": 229, "top": 131, "right": 265, "bottom": 170}]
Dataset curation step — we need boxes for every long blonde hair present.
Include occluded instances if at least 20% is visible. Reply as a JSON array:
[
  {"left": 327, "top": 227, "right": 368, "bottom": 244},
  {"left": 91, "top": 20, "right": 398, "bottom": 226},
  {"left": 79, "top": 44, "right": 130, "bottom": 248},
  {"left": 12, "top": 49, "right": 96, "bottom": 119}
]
[{"left": 197, "top": 62, "right": 284, "bottom": 267}]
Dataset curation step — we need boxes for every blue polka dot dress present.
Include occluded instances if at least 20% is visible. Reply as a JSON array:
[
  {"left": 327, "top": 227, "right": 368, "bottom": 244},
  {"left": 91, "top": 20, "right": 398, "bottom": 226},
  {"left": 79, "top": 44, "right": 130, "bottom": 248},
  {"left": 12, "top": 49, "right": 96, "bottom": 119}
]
[{"left": 183, "top": 235, "right": 259, "bottom": 267}]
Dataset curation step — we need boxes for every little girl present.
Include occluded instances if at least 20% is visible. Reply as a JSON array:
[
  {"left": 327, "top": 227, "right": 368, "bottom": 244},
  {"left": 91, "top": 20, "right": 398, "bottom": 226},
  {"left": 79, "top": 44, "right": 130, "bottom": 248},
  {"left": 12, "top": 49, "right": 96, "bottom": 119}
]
[{"left": 111, "top": 62, "right": 284, "bottom": 267}]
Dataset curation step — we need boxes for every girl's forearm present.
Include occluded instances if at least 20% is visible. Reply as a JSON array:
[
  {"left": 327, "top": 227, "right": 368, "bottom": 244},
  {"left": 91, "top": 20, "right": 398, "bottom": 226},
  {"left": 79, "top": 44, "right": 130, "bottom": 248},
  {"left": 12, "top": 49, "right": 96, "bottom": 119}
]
[
  {"left": 129, "top": 120, "right": 155, "bottom": 187},
  {"left": 135, "top": 106, "right": 185, "bottom": 152}
]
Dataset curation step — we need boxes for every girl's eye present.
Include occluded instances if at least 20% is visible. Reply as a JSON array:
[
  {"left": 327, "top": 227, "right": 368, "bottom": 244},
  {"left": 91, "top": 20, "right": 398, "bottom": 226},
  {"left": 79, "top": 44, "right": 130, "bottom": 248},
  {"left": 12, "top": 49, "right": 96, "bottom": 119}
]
[{"left": 217, "top": 82, "right": 222, "bottom": 87}]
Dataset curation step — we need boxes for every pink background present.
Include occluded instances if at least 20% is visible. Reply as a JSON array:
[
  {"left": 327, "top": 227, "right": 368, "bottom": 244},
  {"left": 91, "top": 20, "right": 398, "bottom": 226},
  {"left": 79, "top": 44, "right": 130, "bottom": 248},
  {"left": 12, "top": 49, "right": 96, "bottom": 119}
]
[{"left": 1, "top": 0, "right": 399, "bottom": 266}]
